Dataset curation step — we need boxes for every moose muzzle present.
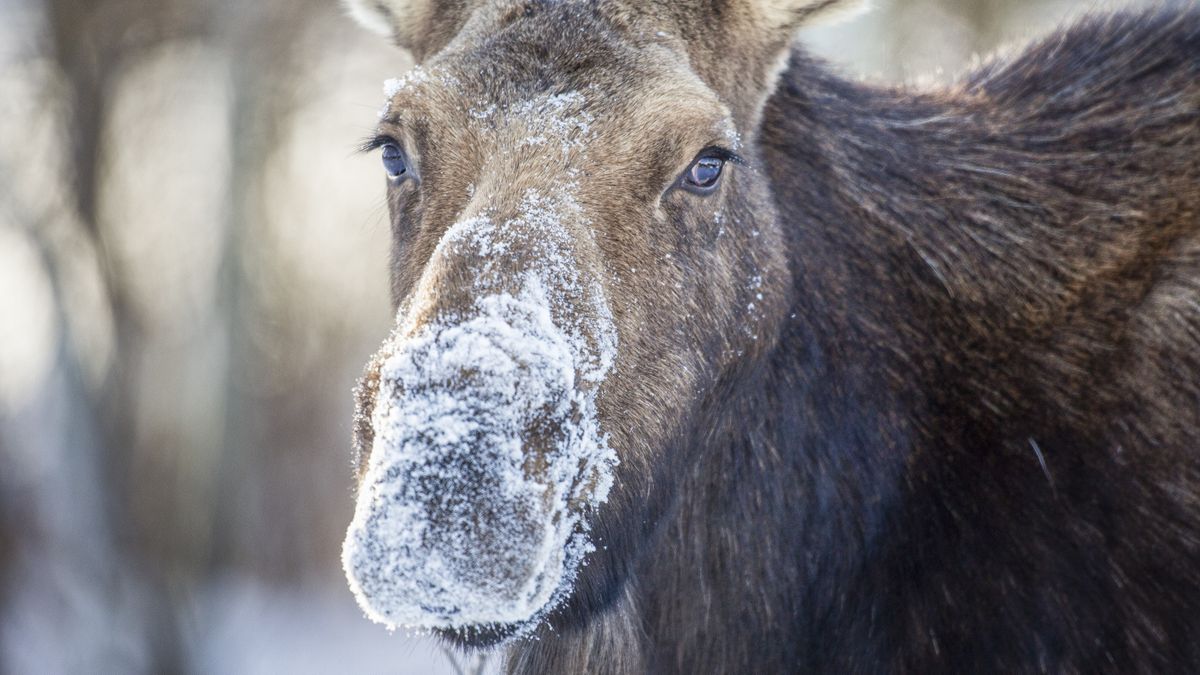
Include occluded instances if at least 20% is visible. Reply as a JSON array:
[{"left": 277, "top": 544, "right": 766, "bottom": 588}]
[{"left": 342, "top": 189, "right": 617, "bottom": 632}]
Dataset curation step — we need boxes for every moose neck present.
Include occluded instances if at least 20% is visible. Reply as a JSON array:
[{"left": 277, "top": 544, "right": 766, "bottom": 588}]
[{"left": 628, "top": 51, "right": 937, "bottom": 671}]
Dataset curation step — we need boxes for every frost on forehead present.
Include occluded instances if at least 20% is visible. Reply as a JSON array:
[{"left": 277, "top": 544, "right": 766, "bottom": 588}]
[
  {"left": 467, "top": 88, "right": 596, "bottom": 156},
  {"left": 379, "top": 65, "right": 464, "bottom": 118},
  {"left": 342, "top": 186, "right": 617, "bottom": 635}
]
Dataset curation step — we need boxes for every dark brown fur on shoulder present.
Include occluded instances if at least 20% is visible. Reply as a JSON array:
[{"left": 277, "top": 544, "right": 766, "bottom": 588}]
[
  {"left": 340, "top": 2, "right": 1200, "bottom": 672},
  {"left": 751, "top": 8, "right": 1200, "bottom": 672}
]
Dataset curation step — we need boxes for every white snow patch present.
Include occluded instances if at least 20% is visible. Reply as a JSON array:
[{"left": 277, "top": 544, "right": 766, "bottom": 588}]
[
  {"left": 343, "top": 185, "right": 617, "bottom": 637},
  {"left": 508, "top": 90, "right": 595, "bottom": 154},
  {"left": 469, "top": 103, "right": 497, "bottom": 120},
  {"left": 380, "top": 68, "right": 428, "bottom": 118},
  {"left": 379, "top": 67, "right": 462, "bottom": 119},
  {"left": 724, "top": 126, "right": 744, "bottom": 151}
]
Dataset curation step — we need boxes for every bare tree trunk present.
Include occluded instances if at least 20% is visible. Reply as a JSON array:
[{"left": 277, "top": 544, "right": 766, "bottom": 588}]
[
  {"left": 25, "top": 1, "right": 218, "bottom": 670},
  {"left": 207, "top": 0, "right": 332, "bottom": 577}
]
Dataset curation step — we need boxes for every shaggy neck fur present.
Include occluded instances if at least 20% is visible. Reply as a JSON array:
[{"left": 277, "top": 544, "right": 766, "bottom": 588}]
[{"left": 504, "top": 8, "right": 1200, "bottom": 673}]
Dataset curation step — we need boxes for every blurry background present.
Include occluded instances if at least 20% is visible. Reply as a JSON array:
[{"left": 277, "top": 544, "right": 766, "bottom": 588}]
[{"left": 0, "top": 0, "right": 1163, "bottom": 672}]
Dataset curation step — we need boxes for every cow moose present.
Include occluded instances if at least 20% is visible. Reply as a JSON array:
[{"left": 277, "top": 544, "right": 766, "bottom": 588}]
[{"left": 337, "top": 0, "right": 1200, "bottom": 672}]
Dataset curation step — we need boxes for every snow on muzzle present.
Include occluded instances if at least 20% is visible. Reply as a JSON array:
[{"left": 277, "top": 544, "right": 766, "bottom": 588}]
[{"left": 342, "top": 190, "right": 617, "bottom": 633}]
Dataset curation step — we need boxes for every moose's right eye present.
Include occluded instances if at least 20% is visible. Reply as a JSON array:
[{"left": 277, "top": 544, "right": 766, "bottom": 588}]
[{"left": 381, "top": 143, "right": 409, "bottom": 181}]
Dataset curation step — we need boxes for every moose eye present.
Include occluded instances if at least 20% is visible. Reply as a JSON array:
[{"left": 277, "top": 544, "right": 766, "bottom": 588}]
[
  {"left": 688, "top": 157, "right": 723, "bottom": 187},
  {"left": 381, "top": 143, "right": 408, "bottom": 180},
  {"left": 679, "top": 150, "right": 736, "bottom": 195}
]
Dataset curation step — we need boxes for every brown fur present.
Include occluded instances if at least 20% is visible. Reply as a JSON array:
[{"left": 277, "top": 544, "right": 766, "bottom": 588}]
[{"left": 344, "top": 1, "right": 1200, "bottom": 672}]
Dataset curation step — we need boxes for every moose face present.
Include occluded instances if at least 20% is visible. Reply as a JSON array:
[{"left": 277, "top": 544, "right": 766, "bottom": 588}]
[{"left": 342, "top": 0, "right": 860, "bottom": 644}]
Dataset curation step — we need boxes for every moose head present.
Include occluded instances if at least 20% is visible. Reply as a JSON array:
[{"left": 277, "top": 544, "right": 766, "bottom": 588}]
[{"left": 341, "top": 0, "right": 863, "bottom": 644}]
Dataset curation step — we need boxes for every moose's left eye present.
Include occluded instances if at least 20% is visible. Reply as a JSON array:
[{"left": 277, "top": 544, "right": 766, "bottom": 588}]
[
  {"left": 381, "top": 143, "right": 408, "bottom": 180},
  {"left": 680, "top": 153, "right": 729, "bottom": 195}
]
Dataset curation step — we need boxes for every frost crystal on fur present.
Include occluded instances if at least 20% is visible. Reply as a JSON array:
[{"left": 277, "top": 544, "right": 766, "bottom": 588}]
[{"left": 342, "top": 185, "right": 617, "bottom": 634}]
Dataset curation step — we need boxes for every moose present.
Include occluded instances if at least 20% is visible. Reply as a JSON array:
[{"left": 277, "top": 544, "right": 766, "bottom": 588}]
[{"left": 337, "top": 0, "right": 1200, "bottom": 671}]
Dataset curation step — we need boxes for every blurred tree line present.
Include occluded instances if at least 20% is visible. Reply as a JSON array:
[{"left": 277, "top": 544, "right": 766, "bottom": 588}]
[
  {"left": 0, "top": 0, "right": 1156, "bottom": 672},
  {"left": 1, "top": 0, "right": 411, "bottom": 670}
]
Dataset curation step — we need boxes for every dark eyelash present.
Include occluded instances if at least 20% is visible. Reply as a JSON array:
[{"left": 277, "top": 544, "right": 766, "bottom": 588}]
[
  {"left": 700, "top": 146, "right": 747, "bottom": 166},
  {"left": 358, "top": 135, "right": 397, "bottom": 154}
]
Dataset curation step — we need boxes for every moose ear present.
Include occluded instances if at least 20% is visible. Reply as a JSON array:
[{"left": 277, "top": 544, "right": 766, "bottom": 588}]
[
  {"left": 344, "top": 0, "right": 439, "bottom": 52},
  {"left": 344, "top": 0, "right": 417, "bottom": 40},
  {"left": 755, "top": 0, "right": 869, "bottom": 35}
]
